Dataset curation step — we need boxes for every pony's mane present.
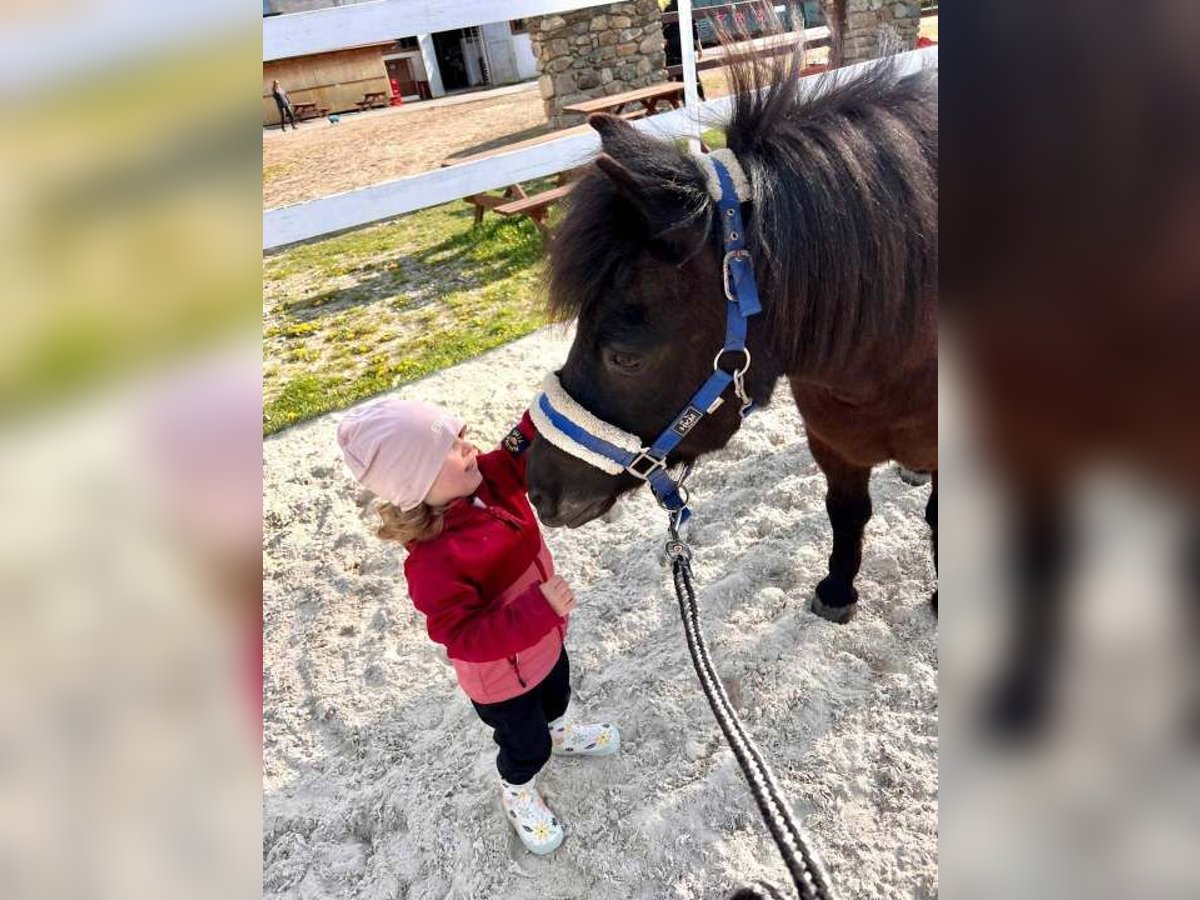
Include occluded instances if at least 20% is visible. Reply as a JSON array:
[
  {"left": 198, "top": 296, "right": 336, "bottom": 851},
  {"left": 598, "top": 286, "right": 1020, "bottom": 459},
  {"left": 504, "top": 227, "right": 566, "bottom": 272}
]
[{"left": 547, "top": 48, "right": 938, "bottom": 374}]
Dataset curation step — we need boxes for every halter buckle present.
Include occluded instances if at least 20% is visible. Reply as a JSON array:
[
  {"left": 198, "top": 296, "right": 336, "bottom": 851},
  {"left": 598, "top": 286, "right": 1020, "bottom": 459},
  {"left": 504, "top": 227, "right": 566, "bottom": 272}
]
[
  {"left": 722, "top": 249, "right": 753, "bottom": 302},
  {"left": 626, "top": 450, "right": 667, "bottom": 480}
]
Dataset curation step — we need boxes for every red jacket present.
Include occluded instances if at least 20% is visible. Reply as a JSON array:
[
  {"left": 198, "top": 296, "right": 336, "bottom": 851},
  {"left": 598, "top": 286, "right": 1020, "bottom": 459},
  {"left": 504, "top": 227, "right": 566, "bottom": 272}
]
[{"left": 403, "top": 413, "right": 567, "bottom": 702}]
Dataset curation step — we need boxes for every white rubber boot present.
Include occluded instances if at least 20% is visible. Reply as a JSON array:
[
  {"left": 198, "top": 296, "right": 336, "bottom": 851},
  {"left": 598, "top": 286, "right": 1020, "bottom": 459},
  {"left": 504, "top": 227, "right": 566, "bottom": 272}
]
[
  {"left": 549, "top": 716, "right": 621, "bottom": 757},
  {"left": 500, "top": 776, "right": 564, "bottom": 855}
]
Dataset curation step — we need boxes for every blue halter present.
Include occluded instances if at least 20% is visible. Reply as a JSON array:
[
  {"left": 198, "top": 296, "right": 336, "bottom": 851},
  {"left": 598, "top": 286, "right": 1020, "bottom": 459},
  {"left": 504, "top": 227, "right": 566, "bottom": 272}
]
[{"left": 536, "top": 157, "right": 762, "bottom": 526}]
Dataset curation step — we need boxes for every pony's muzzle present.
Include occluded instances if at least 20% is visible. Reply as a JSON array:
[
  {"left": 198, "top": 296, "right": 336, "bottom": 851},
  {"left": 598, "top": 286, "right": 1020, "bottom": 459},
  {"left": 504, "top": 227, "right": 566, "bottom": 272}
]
[{"left": 527, "top": 486, "right": 558, "bottom": 523}]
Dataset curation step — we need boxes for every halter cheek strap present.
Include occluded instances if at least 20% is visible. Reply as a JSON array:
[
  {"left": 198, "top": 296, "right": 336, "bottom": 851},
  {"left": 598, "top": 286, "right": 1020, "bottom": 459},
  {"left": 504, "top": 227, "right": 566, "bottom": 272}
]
[{"left": 533, "top": 154, "right": 762, "bottom": 525}]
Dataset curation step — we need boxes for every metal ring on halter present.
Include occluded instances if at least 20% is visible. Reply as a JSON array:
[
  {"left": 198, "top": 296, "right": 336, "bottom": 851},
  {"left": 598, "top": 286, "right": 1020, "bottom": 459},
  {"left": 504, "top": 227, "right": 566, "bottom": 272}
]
[
  {"left": 654, "top": 481, "right": 690, "bottom": 512},
  {"left": 713, "top": 346, "right": 752, "bottom": 378},
  {"left": 722, "top": 248, "right": 753, "bottom": 301}
]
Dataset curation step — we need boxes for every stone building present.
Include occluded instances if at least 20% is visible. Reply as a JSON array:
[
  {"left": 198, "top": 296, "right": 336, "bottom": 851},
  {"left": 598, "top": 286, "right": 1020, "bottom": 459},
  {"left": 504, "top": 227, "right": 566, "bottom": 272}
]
[
  {"left": 822, "top": 0, "right": 921, "bottom": 67},
  {"left": 530, "top": 1, "right": 667, "bottom": 128}
]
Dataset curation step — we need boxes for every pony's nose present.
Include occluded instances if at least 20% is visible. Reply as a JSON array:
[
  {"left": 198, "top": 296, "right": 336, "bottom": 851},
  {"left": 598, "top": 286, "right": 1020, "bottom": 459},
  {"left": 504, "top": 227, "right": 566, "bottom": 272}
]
[{"left": 527, "top": 487, "right": 557, "bottom": 522}]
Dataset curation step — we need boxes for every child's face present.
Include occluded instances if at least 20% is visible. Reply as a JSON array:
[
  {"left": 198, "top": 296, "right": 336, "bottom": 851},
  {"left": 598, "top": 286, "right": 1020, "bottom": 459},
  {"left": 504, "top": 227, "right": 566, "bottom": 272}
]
[{"left": 422, "top": 427, "right": 482, "bottom": 506}]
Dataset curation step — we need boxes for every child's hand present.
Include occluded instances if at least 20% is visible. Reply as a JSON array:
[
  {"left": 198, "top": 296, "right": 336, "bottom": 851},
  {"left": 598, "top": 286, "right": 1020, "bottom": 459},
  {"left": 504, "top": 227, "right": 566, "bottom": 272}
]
[{"left": 539, "top": 575, "right": 577, "bottom": 616}]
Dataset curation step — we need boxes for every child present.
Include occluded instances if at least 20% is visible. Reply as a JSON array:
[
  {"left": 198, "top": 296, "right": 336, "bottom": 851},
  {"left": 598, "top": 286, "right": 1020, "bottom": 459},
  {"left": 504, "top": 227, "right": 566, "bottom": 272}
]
[{"left": 336, "top": 397, "right": 620, "bottom": 855}]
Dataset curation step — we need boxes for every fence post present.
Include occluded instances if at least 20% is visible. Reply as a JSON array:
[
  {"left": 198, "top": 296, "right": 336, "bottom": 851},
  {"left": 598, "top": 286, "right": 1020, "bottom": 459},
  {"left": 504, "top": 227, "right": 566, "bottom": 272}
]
[{"left": 678, "top": 0, "right": 703, "bottom": 154}]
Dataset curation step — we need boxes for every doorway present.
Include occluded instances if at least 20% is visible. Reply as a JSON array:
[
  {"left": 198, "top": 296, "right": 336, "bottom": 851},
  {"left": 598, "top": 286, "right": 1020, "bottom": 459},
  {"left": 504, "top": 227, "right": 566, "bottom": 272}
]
[
  {"left": 432, "top": 31, "right": 469, "bottom": 91},
  {"left": 384, "top": 56, "right": 419, "bottom": 101}
]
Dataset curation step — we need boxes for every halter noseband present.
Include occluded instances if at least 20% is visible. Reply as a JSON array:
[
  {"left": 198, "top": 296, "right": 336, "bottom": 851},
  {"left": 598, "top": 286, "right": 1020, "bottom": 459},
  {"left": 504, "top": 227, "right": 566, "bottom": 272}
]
[{"left": 531, "top": 154, "right": 762, "bottom": 527}]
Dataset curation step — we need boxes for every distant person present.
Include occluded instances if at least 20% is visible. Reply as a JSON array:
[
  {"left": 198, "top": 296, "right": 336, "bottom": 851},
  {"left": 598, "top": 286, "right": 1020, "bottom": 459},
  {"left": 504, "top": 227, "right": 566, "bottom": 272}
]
[
  {"left": 271, "top": 79, "right": 298, "bottom": 131},
  {"left": 337, "top": 398, "right": 621, "bottom": 857},
  {"left": 664, "top": 0, "right": 707, "bottom": 101}
]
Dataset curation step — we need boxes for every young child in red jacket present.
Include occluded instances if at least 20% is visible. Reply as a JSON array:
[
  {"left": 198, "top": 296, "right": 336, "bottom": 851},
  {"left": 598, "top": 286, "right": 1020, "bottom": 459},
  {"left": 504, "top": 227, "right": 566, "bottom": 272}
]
[{"left": 336, "top": 397, "right": 620, "bottom": 855}]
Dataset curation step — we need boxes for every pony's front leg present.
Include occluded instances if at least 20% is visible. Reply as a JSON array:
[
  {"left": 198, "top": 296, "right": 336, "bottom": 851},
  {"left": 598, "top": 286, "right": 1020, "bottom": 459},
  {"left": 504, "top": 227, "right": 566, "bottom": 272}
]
[
  {"left": 987, "top": 480, "right": 1070, "bottom": 737},
  {"left": 927, "top": 472, "right": 938, "bottom": 615},
  {"left": 808, "top": 432, "right": 872, "bottom": 624}
]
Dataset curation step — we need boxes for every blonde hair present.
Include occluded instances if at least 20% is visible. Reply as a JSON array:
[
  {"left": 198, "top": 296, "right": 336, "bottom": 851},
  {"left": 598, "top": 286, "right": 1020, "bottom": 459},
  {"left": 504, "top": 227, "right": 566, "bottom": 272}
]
[{"left": 373, "top": 498, "right": 448, "bottom": 545}]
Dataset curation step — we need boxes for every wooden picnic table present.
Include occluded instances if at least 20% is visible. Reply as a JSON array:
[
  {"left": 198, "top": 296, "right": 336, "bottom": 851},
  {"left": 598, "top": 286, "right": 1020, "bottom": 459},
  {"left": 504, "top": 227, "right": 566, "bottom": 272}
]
[
  {"left": 291, "top": 101, "right": 328, "bottom": 122},
  {"left": 561, "top": 82, "right": 685, "bottom": 118},
  {"left": 356, "top": 90, "right": 390, "bottom": 110},
  {"left": 437, "top": 107, "right": 664, "bottom": 237},
  {"left": 440, "top": 122, "right": 609, "bottom": 236}
]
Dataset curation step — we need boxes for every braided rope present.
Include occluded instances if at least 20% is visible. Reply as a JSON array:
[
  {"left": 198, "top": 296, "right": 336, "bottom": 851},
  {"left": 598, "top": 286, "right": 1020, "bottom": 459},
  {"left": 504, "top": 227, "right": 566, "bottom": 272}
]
[{"left": 671, "top": 555, "right": 836, "bottom": 900}]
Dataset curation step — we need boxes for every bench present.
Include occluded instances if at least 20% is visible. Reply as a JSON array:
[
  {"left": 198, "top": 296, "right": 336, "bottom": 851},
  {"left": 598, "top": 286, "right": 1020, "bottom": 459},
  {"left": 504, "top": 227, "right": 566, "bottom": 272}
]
[{"left": 494, "top": 184, "right": 575, "bottom": 238}]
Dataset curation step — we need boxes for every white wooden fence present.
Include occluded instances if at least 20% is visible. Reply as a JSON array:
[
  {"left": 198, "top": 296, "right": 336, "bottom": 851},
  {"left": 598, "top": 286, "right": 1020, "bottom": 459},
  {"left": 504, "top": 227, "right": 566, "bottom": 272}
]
[{"left": 263, "top": 0, "right": 937, "bottom": 251}]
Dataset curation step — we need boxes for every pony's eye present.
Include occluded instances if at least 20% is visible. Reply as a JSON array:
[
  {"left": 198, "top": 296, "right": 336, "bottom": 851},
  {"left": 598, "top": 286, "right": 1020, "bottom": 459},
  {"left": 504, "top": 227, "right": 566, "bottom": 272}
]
[{"left": 605, "top": 349, "right": 643, "bottom": 372}]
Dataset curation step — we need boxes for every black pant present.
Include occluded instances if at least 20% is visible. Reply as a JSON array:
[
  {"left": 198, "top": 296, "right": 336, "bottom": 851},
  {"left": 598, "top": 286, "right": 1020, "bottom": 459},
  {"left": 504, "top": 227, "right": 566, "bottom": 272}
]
[
  {"left": 472, "top": 649, "right": 571, "bottom": 785},
  {"left": 276, "top": 101, "right": 297, "bottom": 129}
]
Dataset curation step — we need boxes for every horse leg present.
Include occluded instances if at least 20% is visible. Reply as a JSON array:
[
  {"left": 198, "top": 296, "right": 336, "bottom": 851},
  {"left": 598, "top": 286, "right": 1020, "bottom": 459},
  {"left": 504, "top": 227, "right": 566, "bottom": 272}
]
[
  {"left": 987, "top": 478, "right": 1071, "bottom": 737},
  {"left": 1183, "top": 518, "right": 1200, "bottom": 744},
  {"left": 808, "top": 432, "right": 872, "bottom": 624},
  {"left": 927, "top": 472, "right": 938, "bottom": 616}
]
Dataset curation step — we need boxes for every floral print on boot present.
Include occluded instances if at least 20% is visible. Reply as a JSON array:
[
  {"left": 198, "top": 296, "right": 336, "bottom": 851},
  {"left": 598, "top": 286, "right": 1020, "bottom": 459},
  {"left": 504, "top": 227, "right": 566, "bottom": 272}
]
[
  {"left": 500, "top": 776, "right": 564, "bottom": 855},
  {"left": 549, "top": 717, "right": 621, "bottom": 757}
]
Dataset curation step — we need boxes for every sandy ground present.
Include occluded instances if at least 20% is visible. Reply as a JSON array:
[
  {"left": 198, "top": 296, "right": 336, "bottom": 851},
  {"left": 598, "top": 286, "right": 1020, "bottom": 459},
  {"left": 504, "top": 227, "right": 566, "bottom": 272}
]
[
  {"left": 263, "top": 326, "right": 938, "bottom": 899},
  {"left": 263, "top": 86, "right": 549, "bottom": 209}
]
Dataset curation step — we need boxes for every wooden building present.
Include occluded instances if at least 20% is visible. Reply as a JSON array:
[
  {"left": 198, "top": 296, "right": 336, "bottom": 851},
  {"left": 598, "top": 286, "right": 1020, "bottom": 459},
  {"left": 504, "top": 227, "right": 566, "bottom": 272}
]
[{"left": 262, "top": 40, "right": 432, "bottom": 126}]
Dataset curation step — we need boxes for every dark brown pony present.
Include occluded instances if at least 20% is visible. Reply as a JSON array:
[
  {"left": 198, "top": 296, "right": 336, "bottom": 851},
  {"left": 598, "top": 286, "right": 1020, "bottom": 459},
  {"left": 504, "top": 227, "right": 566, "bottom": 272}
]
[
  {"left": 525, "top": 54, "right": 938, "bottom": 623},
  {"left": 946, "top": 0, "right": 1200, "bottom": 735}
]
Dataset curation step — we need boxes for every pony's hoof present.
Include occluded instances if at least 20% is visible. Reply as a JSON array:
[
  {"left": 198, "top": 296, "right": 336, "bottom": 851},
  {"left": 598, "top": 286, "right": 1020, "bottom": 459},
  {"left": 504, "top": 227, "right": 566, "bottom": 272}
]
[
  {"left": 812, "top": 577, "right": 859, "bottom": 623},
  {"left": 812, "top": 594, "right": 858, "bottom": 623},
  {"left": 986, "top": 675, "right": 1049, "bottom": 741},
  {"left": 897, "top": 464, "right": 931, "bottom": 486}
]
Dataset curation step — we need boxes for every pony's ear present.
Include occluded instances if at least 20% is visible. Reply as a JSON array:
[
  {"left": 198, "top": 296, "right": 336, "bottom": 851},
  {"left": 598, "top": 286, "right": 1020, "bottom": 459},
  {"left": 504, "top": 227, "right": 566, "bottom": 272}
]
[
  {"left": 591, "top": 116, "right": 706, "bottom": 259},
  {"left": 594, "top": 153, "right": 656, "bottom": 204},
  {"left": 594, "top": 153, "right": 702, "bottom": 261},
  {"left": 589, "top": 112, "right": 664, "bottom": 186},
  {"left": 588, "top": 112, "right": 643, "bottom": 152},
  {"left": 594, "top": 153, "right": 694, "bottom": 235}
]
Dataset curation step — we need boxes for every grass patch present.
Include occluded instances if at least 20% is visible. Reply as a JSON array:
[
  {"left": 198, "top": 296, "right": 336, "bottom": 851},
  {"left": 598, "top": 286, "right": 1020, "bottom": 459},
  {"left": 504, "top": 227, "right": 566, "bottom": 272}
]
[{"left": 263, "top": 197, "right": 548, "bottom": 435}]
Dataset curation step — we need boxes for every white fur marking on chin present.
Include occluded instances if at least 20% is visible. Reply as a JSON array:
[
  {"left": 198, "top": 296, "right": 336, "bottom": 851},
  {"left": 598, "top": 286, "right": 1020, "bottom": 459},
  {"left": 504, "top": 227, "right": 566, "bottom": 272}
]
[{"left": 692, "top": 149, "right": 751, "bottom": 202}]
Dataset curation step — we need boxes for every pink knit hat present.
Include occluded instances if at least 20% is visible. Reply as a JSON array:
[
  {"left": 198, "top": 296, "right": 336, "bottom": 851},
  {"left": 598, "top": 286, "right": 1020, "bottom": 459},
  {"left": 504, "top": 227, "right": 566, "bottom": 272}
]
[{"left": 336, "top": 398, "right": 464, "bottom": 510}]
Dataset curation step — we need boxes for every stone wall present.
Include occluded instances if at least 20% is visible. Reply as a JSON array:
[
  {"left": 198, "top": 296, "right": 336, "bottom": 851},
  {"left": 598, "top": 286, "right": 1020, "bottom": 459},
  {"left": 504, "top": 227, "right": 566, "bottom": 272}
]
[
  {"left": 531, "top": 2, "right": 667, "bottom": 129},
  {"left": 823, "top": 0, "right": 920, "bottom": 66}
]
